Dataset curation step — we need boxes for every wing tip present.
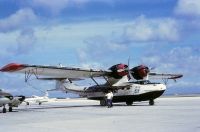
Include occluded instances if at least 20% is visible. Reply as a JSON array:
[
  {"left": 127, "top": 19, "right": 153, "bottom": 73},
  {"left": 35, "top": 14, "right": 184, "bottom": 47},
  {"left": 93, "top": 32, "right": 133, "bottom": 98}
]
[
  {"left": 0, "top": 63, "right": 26, "bottom": 72},
  {"left": 169, "top": 74, "right": 183, "bottom": 79}
]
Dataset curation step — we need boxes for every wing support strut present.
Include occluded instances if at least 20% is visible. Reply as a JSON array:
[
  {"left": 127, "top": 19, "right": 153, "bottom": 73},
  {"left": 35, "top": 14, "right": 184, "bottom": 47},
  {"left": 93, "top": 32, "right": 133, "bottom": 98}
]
[
  {"left": 90, "top": 76, "right": 99, "bottom": 86},
  {"left": 24, "top": 68, "right": 40, "bottom": 82},
  {"left": 102, "top": 76, "right": 112, "bottom": 87},
  {"left": 162, "top": 78, "right": 168, "bottom": 85}
]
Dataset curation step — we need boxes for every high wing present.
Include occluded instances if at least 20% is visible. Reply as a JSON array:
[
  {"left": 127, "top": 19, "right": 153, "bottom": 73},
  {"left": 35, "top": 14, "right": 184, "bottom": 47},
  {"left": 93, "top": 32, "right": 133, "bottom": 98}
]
[
  {"left": 0, "top": 63, "right": 183, "bottom": 82},
  {"left": 148, "top": 72, "right": 183, "bottom": 80},
  {"left": 0, "top": 63, "right": 110, "bottom": 79}
]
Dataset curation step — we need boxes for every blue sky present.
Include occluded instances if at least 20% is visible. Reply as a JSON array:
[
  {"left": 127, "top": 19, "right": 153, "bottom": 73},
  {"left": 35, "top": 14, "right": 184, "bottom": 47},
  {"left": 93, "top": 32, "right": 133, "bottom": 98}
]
[{"left": 0, "top": 0, "right": 200, "bottom": 97}]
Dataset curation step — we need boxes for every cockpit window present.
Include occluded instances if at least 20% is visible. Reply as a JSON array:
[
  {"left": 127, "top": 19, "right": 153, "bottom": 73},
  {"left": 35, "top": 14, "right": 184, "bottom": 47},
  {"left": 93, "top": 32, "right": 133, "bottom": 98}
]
[{"left": 133, "top": 80, "right": 161, "bottom": 85}]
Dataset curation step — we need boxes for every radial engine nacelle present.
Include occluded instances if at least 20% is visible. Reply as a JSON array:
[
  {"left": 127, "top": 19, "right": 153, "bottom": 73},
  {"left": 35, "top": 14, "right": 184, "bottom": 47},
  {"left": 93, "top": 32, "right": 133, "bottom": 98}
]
[
  {"left": 109, "top": 64, "right": 128, "bottom": 79},
  {"left": 130, "top": 65, "right": 150, "bottom": 80},
  {"left": 108, "top": 64, "right": 150, "bottom": 80}
]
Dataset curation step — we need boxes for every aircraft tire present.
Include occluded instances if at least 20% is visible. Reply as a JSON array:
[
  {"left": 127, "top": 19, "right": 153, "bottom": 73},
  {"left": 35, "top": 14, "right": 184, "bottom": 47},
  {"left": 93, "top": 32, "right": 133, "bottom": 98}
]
[
  {"left": 39, "top": 102, "right": 42, "bottom": 105},
  {"left": 100, "top": 99, "right": 106, "bottom": 106},
  {"left": 9, "top": 107, "right": 13, "bottom": 112},
  {"left": 3, "top": 107, "right": 6, "bottom": 113},
  {"left": 26, "top": 102, "right": 29, "bottom": 105},
  {"left": 149, "top": 99, "right": 154, "bottom": 106},
  {"left": 126, "top": 101, "right": 133, "bottom": 106}
]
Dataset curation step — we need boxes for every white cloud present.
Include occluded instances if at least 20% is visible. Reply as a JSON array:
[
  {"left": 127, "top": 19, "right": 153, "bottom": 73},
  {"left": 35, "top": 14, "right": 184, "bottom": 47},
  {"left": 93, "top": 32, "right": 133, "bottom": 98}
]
[
  {"left": 123, "top": 16, "right": 180, "bottom": 42},
  {"left": 16, "top": 28, "right": 37, "bottom": 55},
  {"left": 77, "top": 35, "right": 127, "bottom": 62},
  {"left": 143, "top": 46, "right": 200, "bottom": 77},
  {"left": 0, "top": 8, "right": 37, "bottom": 33},
  {"left": 175, "top": 0, "right": 200, "bottom": 16}
]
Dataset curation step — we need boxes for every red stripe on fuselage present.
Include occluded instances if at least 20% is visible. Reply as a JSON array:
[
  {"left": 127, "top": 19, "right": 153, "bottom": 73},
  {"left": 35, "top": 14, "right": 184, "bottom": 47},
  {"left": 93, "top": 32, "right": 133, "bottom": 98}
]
[{"left": 0, "top": 63, "right": 26, "bottom": 72}]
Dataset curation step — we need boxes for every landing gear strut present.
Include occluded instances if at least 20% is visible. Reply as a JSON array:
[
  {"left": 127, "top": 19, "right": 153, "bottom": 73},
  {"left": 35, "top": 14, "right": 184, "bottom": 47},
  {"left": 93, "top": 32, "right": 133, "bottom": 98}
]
[{"left": 149, "top": 99, "right": 154, "bottom": 106}]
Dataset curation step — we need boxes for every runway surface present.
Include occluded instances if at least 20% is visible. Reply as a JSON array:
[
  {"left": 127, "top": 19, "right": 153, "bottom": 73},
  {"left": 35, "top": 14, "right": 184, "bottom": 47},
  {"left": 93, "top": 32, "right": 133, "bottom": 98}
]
[{"left": 1, "top": 97, "right": 200, "bottom": 132}]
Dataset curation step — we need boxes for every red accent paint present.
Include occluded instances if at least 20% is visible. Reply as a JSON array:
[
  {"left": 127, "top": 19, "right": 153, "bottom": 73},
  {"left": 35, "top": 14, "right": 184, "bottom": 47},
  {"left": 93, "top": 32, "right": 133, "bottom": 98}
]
[
  {"left": 138, "top": 68, "right": 148, "bottom": 77},
  {"left": 0, "top": 63, "right": 25, "bottom": 72},
  {"left": 131, "top": 65, "right": 150, "bottom": 80},
  {"left": 109, "top": 64, "right": 128, "bottom": 79},
  {"left": 139, "top": 65, "right": 149, "bottom": 75},
  {"left": 117, "top": 64, "right": 126, "bottom": 69},
  {"left": 118, "top": 71, "right": 128, "bottom": 76},
  {"left": 117, "top": 64, "right": 128, "bottom": 76}
]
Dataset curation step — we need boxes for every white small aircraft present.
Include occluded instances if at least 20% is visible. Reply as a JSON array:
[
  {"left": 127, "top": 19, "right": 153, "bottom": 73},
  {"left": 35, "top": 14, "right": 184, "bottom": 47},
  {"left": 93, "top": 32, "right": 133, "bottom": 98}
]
[
  {"left": 25, "top": 91, "right": 56, "bottom": 105},
  {"left": 0, "top": 63, "right": 182, "bottom": 106},
  {"left": 0, "top": 89, "right": 25, "bottom": 113}
]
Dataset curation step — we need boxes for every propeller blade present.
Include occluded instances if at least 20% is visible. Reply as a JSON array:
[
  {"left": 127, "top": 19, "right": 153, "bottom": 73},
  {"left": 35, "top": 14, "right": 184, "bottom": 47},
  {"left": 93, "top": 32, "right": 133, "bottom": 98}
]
[{"left": 127, "top": 57, "right": 134, "bottom": 80}]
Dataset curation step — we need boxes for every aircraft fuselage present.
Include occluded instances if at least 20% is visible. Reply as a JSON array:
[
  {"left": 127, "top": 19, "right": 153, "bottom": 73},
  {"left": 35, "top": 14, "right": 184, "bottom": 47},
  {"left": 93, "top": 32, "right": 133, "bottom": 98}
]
[
  {"left": 0, "top": 96, "right": 11, "bottom": 107},
  {"left": 87, "top": 82, "right": 166, "bottom": 103}
]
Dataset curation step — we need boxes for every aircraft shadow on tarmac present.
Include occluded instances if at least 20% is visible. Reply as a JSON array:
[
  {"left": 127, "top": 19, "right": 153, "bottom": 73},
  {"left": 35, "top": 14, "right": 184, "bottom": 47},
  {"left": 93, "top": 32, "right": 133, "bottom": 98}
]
[
  {"left": 17, "top": 103, "right": 151, "bottom": 111},
  {"left": 1, "top": 102, "right": 153, "bottom": 113},
  {"left": 0, "top": 110, "right": 19, "bottom": 113}
]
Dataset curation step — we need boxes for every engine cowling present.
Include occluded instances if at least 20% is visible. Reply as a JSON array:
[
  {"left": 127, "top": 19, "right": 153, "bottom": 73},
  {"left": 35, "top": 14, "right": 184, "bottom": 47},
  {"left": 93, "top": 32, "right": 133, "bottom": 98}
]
[
  {"left": 109, "top": 64, "right": 128, "bottom": 79},
  {"left": 10, "top": 96, "right": 25, "bottom": 107},
  {"left": 130, "top": 65, "right": 150, "bottom": 80}
]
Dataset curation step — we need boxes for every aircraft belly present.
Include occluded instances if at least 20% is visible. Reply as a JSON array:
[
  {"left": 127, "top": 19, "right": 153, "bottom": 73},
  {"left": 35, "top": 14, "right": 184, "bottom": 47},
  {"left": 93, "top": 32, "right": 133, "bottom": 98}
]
[
  {"left": 87, "top": 84, "right": 166, "bottom": 102},
  {"left": 112, "top": 90, "right": 165, "bottom": 102}
]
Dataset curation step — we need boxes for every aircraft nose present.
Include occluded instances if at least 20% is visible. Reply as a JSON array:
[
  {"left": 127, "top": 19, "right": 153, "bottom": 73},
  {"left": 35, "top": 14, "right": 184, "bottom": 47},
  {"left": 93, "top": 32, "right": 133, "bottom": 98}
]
[
  {"left": 18, "top": 96, "right": 26, "bottom": 102},
  {"left": 161, "top": 84, "right": 166, "bottom": 90}
]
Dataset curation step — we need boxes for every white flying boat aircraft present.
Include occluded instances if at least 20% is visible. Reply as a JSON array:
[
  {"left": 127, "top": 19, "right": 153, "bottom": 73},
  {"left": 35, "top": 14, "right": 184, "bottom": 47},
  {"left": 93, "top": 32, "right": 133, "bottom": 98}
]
[{"left": 0, "top": 63, "right": 182, "bottom": 106}]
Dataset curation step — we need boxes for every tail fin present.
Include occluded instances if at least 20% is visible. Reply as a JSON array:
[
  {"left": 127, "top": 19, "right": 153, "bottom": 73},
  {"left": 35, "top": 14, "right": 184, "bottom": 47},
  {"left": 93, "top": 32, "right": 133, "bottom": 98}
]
[
  {"left": 47, "top": 79, "right": 67, "bottom": 92},
  {"left": 47, "top": 79, "right": 86, "bottom": 96},
  {"left": 44, "top": 91, "right": 49, "bottom": 97}
]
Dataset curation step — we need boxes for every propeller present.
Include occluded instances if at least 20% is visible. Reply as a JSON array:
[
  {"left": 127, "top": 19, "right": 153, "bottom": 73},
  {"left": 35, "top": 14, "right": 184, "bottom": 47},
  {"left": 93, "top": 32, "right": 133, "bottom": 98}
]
[
  {"left": 127, "top": 57, "right": 135, "bottom": 81},
  {"left": 127, "top": 57, "right": 152, "bottom": 81}
]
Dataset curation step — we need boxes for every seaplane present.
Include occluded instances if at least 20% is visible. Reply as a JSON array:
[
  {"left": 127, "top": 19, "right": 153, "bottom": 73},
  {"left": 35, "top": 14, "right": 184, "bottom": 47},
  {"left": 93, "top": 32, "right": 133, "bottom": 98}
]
[
  {"left": 0, "top": 89, "right": 25, "bottom": 113},
  {"left": 0, "top": 63, "right": 182, "bottom": 106}
]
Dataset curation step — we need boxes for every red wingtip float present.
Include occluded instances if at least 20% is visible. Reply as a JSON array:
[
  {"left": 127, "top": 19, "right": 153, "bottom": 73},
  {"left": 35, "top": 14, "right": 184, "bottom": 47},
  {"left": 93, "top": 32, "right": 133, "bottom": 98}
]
[{"left": 0, "top": 63, "right": 25, "bottom": 72}]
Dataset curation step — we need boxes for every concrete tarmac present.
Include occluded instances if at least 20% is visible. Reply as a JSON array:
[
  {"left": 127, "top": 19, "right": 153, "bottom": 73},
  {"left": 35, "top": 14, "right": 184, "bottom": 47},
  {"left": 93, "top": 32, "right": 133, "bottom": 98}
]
[{"left": 1, "top": 97, "right": 200, "bottom": 132}]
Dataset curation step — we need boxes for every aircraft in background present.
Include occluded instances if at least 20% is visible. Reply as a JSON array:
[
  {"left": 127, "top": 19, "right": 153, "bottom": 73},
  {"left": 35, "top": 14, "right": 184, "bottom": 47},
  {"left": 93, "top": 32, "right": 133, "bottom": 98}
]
[
  {"left": 0, "top": 89, "right": 25, "bottom": 113},
  {"left": 0, "top": 63, "right": 182, "bottom": 106},
  {"left": 25, "top": 91, "right": 56, "bottom": 105}
]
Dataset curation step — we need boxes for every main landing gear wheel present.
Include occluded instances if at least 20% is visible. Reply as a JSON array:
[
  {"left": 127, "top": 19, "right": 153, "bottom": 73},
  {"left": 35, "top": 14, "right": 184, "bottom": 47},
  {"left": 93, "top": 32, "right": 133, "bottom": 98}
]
[
  {"left": 126, "top": 101, "right": 133, "bottom": 106},
  {"left": 9, "top": 107, "right": 13, "bottom": 112},
  {"left": 100, "top": 99, "right": 107, "bottom": 106},
  {"left": 3, "top": 106, "right": 6, "bottom": 113},
  {"left": 149, "top": 99, "right": 154, "bottom": 106}
]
